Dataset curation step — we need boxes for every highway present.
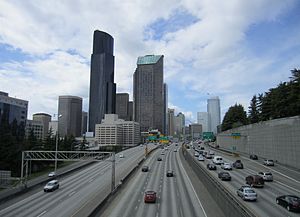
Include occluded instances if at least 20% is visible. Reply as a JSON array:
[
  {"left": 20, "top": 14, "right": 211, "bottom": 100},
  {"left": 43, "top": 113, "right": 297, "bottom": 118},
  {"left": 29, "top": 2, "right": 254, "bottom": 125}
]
[
  {"left": 101, "top": 144, "right": 208, "bottom": 217},
  {"left": 0, "top": 145, "right": 155, "bottom": 217},
  {"left": 189, "top": 143, "right": 300, "bottom": 217}
]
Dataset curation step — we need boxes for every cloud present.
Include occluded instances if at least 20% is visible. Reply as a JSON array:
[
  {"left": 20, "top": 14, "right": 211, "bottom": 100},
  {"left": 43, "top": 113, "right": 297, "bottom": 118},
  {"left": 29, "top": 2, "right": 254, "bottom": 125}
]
[
  {"left": 0, "top": 51, "right": 90, "bottom": 117},
  {"left": 0, "top": 0, "right": 299, "bottom": 122}
]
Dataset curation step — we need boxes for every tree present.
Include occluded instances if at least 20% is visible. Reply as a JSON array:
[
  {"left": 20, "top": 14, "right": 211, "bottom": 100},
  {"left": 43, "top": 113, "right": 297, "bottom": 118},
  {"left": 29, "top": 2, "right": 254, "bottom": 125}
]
[
  {"left": 222, "top": 104, "right": 248, "bottom": 131},
  {"left": 248, "top": 95, "right": 260, "bottom": 124}
]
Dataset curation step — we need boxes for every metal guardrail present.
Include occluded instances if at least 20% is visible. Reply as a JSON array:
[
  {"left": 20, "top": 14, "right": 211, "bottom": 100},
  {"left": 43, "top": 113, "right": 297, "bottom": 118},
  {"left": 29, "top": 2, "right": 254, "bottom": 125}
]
[{"left": 182, "top": 147, "right": 257, "bottom": 217}]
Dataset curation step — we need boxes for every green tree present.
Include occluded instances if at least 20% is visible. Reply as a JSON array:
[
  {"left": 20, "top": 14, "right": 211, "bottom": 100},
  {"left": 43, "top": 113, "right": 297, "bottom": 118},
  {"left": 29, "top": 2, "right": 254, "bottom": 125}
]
[
  {"left": 222, "top": 104, "right": 248, "bottom": 131},
  {"left": 248, "top": 95, "right": 260, "bottom": 124}
]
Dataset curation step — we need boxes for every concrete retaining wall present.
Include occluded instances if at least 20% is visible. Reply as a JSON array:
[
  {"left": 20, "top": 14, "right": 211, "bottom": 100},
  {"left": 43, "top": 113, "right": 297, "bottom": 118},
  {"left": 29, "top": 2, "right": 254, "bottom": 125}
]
[{"left": 217, "top": 116, "right": 300, "bottom": 169}]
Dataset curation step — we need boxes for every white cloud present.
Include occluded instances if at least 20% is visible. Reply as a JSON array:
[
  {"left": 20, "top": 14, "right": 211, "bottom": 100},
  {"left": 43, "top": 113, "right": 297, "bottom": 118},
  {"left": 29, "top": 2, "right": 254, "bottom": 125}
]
[{"left": 0, "top": 0, "right": 298, "bottom": 120}]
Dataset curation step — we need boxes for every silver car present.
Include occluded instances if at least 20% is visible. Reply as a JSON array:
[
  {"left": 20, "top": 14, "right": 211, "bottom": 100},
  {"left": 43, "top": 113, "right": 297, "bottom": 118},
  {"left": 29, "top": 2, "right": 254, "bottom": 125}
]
[
  {"left": 237, "top": 186, "right": 257, "bottom": 201},
  {"left": 221, "top": 163, "right": 232, "bottom": 170},
  {"left": 258, "top": 172, "right": 273, "bottom": 181},
  {"left": 263, "top": 159, "right": 274, "bottom": 166},
  {"left": 44, "top": 180, "right": 59, "bottom": 192}
]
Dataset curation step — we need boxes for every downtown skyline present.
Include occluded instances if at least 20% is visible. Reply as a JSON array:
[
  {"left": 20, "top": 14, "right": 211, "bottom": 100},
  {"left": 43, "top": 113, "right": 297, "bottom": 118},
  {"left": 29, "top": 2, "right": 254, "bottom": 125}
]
[{"left": 0, "top": 0, "right": 299, "bottom": 123}]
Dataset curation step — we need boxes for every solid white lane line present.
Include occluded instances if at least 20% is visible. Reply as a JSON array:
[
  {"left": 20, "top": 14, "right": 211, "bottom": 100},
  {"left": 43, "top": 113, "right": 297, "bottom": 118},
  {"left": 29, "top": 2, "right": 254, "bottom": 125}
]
[
  {"left": 275, "top": 180, "right": 300, "bottom": 194},
  {"left": 68, "top": 191, "right": 76, "bottom": 197},
  {"left": 36, "top": 211, "right": 47, "bottom": 217},
  {"left": 178, "top": 156, "right": 208, "bottom": 217}
]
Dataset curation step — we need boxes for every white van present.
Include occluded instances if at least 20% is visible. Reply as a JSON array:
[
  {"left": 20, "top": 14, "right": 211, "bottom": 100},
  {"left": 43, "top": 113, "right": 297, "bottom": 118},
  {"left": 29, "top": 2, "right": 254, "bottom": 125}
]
[{"left": 213, "top": 156, "right": 223, "bottom": 165}]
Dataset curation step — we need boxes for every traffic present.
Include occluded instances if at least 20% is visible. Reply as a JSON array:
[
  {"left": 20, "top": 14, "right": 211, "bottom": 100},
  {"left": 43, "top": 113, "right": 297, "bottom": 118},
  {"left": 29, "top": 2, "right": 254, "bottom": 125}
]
[{"left": 188, "top": 141, "right": 300, "bottom": 215}]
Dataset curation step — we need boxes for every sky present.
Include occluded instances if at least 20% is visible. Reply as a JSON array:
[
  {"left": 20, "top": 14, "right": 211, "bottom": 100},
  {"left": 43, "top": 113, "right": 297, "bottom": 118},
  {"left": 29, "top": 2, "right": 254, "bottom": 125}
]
[{"left": 0, "top": 0, "right": 299, "bottom": 123}]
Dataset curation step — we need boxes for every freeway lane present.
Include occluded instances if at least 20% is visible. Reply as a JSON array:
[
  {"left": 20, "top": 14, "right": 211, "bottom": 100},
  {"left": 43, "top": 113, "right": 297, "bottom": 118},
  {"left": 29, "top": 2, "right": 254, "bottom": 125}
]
[
  {"left": 190, "top": 145, "right": 300, "bottom": 217},
  {"left": 101, "top": 144, "right": 207, "bottom": 217},
  {"left": 0, "top": 144, "right": 155, "bottom": 217}
]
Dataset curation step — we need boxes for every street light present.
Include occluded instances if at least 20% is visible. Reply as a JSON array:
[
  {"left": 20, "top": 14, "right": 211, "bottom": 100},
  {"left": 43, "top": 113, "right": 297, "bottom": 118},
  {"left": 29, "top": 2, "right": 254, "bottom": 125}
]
[{"left": 54, "top": 114, "right": 62, "bottom": 173}]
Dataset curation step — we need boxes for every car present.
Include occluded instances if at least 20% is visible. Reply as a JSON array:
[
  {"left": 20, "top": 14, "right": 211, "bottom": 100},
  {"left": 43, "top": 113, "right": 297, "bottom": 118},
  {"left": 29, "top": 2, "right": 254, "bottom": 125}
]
[
  {"left": 194, "top": 151, "right": 200, "bottom": 157},
  {"left": 166, "top": 170, "right": 174, "bottom": 177},
  {"left": 209, "top": 150, "right": 215, "bottom": 155},
  {"left": 174, "top": 149, "right": 177, "bottom": 152},
  {"left": 198, "top": 155, "right": 204, "bottom": 161},
  {"left": 119, "top": 153, "right": 124, "bottom": 158},
  {"left": 175, "top": 143, "right": 178, "bottom": 146},
  {"left": 246, "top": 175, "right": 264, "bottom": 187},
  {"left": 142, "top": 166, "right": 149, "bottom": 172},
  {"left": 276, "top": 195, "right": 300, "bottom": 212},
  {"left": 213, "top": 156, "right": 223, "bottom": 165},
  {"left": 221, "top": 163, "right": 232, "bottom": 170},
  {"left": 233, "top": 160, "right": 244, "bottom": 169},
  {"left": 250, "top": 154, "right": 258, "bottom": 160},
  {"left": 237, "top": 186, "right": 257, "bottom": 201},
  {"left": 157, "top": 157, "right": 162, "bottom": 161},
  {"left": 144, "top": 191, "right": 157, "bottom": 203},
  {"left": 258, "top": 172, "right": 273, "bottom": 181},
  {"left": 161, "top": 152, "right": 165, "bottom": 155},
  {"left": 44, "top": 180, "right": 59, "bottom": 192},
  {"left": 218, "top": 172, "right": 231, "bottom": 181},
  {"left": 264, "top": 159, "right": 274, "bottom": 166},
  {"left": 207, "top": 163, "right": 217, "bottom": 170},
  {"left": 48, "top": 172, "right": 56, "bottom": 177}
]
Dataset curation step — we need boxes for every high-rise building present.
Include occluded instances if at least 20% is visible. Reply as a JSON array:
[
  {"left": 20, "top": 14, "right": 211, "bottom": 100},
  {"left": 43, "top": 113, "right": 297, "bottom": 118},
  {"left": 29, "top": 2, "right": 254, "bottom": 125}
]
[
  {"left": 33, "top": 113, "right": 51, "bottom": 139},
  {"left": 207, "top": 96, "right": 221, "bottom": 134},
  {"left": 81, "top": 111, "right": 88, "bottom": 135},
  {"left": 189, "top": 124, "right": 202, "bottom": 139},
  {"left": 133, "top": 55, "right": 164, "bottom": 133},
  {"left": 116, "top": 93, "right": 129, "bottom": 120},
  {"left": 25, "top": 119, "right": 43, "bottom": 140},
  {"left": 0, "top": 91, "right": 28, "bottom": 127},
  {"left": 163, "top": 83, "right": 168, "bottom": 135},
  {"left": 127, "top": 101, "right": 133, "bottom": 121},
  {"left": 175, "top": 112, "right": 185, "bottom": 136},
  {"left": 89, "top": 30, "right": 116, "bottom": 132},
  {"left": 58, "top": 96, "right": 82, "bottom": 137},
  {"left": 197, "top": 112, "right": 209, "bottom": 132},
  {"left": 167, "top": 108, "right": 175, "bottom": 136}
]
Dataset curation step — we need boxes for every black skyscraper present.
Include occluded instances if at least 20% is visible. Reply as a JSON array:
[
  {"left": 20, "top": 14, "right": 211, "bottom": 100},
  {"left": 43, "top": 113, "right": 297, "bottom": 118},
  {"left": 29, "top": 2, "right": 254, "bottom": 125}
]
[{"left": 89, "top": 30, "right": 116, "bottom": 132}]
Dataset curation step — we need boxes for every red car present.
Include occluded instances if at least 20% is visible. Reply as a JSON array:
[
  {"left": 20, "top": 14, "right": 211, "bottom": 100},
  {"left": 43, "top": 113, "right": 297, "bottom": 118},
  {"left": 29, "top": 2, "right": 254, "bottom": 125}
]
[{"left": 144, "top": 191, "right": 157, "bottom": 203}]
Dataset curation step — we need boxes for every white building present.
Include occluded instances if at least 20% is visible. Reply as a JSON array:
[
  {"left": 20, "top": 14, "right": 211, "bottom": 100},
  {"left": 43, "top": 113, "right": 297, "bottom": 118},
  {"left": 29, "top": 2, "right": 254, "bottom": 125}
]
[
  {"left": 122, "top": 122, "right": 140, "bottom": 146},
  {"left": 174, "top": 112, "right": 185, "bottom": 136},
  {"left": 25, "top": 120, "right": 43, "bottom": 140},
  {"left": 207, "top": 96, "right": 221, "bottom": 134},
  {"left": 197, "top": 112, "right": 209, "bottom": 132},
  {"left": 95, "top": 114, "right": 140, "bottom": 146}
]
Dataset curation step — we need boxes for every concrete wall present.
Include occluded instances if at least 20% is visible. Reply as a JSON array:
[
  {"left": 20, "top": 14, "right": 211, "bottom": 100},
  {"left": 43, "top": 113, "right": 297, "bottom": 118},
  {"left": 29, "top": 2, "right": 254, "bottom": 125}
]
[{"left": 217, "top": 116, "right": 300, "bottom": 169}]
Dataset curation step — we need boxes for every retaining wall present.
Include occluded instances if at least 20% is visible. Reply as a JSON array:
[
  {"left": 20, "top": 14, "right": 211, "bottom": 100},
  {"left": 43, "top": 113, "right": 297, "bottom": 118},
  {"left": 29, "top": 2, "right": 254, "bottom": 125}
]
[{"left": 217, "top": 116, "right": 300, "bottom": 169}]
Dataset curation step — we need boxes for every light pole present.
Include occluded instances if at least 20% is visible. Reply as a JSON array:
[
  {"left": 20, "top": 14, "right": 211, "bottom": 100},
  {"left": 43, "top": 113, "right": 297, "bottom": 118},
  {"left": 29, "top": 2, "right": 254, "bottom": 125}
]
[{"left": 54, "top": 114, "right": 62, "bottom": 173}]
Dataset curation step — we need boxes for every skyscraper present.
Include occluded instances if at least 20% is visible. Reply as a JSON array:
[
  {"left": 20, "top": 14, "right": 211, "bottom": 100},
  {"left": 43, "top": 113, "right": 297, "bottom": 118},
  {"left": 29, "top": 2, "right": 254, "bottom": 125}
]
[
  {"left": 0, "top": 91, "right": 28, "bottom": 127},
  {"left": 163, "top": 83, "right": 168, "bottom": 135},
  {"left": 89, "top": 30, "right": 116, "bottom": 132},
  {"left": 58, "top": 96, "right": 82, "bottom": 137},
  {"left": 81, "top": 111, "right": 88, "bottom": 135},
  {"left": 116, "top": 93, "right": 129, "bottom": 120},
  {"left": 133, "top": 55, "right": 164, "bottom": 133},
  {"left": 167, "top": 108, "right": 175, "bottom": 136},
  {"left": 175, "top": 112, "right": 185, "bottom": 136},
  {"left": 197, "top": 112, "right": 209, "bottom": 132},
  {"left": 207, "top": 96, "right": 221, "bottom": 134},
  {"left": 127, "top": 101, "right": 133, "bottom": 121}
]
